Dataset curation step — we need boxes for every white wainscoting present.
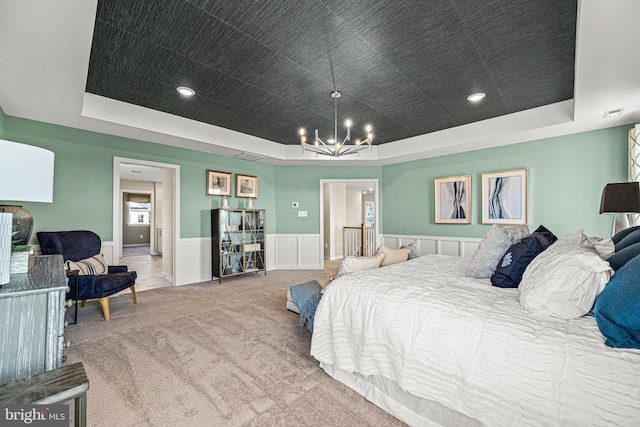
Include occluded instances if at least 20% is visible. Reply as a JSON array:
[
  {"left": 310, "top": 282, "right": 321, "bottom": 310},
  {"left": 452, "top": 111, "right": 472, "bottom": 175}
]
[
  {"left": 97, "top": 233, "right": 477, "bottom": 286},
  {"left": 101, "top": 241, "right": 115, "bottom": 265},
  {"left": 175, "top": 235, "right": 276, "bottom": 286},
  {"left": 380, "top": 234, "right": 481, "bottom": 258},
  {"left": 175, "top": 237, "right": 212, "bottom": 286},
  {"left": 273, "top": 234, "right": 323, "bottom": 270}
]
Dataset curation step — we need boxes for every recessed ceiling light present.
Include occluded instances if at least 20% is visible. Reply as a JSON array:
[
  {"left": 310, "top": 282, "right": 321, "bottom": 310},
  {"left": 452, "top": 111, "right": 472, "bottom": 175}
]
[
  {"left": 467, "top": 92, "right": 486, "bottom": 102},
  {"left": 603, "top": 108, "right": 624, "bottom": 118},
  {"left": 176, "top": 86, "right": 195, "bottom": 96}
]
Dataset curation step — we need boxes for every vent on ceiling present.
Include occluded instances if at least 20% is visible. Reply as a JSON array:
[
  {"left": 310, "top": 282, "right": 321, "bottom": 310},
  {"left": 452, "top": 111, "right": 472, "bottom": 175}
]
[{"left": 234, "top": 152, "right": 265, "bottom": 162}]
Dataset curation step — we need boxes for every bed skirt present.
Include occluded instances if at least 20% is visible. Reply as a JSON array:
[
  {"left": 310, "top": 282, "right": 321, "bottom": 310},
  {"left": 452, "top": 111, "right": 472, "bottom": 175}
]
[{"left": 319, "top": 362, "right": 483, "bottom": 427}]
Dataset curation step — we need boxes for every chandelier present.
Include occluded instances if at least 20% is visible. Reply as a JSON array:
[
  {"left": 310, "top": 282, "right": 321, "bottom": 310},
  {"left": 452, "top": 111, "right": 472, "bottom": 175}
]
[{"left": 299, "top": 90, "right": 373, "bottom": 157}]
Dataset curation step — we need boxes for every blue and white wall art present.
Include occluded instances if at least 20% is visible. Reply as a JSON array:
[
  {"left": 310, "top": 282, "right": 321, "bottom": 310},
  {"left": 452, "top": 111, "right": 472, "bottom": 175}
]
[
  {"left": 435, "top": 175, "right": 471, "bottom": 224},
  {"left": 482, "top": 169, "right": 528, "bottom": 224}
]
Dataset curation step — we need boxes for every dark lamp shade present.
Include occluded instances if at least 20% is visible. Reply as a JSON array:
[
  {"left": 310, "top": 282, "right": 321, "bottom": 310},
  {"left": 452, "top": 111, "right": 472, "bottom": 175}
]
[{"left": 600, "top": 182, "right": 640, "bottom": 214}]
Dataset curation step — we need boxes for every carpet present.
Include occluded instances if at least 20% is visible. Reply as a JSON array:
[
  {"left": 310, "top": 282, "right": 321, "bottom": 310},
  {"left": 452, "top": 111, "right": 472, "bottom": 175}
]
[{"left": 63, "top": 269, "right": 406, "bottom": 426}]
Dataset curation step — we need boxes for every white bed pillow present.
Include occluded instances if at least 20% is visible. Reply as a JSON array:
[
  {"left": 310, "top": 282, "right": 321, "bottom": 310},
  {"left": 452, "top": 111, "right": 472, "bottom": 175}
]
[
  {"left": 378, "top": 245, "right": 410, "bottom": 266},
  {"left": 519, "top": 230, "right": 613, "bottom": 319},
  {"left": 336, "top": 253, "right": 385, "bottom": 277},
  {"left": 466, "top": 224, "right": 530, "bottom": 279}
]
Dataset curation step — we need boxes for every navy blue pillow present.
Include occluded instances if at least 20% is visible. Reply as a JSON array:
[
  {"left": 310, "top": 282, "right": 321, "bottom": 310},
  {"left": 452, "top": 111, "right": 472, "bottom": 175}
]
[
  {"left": 614, "top": 228, "right": 640, "bottom": 252},
  {"left": 491, "top": 225, "right": 557, "bottom": 288},
  {"left": 608, "top": 242, "right": 640, "bottom": 271},
  {"left": 611, "top": 225, "right": 640, "bottom": 245},
  {"left": 594, "top": 253, "right": 640, "bottom": 348}
]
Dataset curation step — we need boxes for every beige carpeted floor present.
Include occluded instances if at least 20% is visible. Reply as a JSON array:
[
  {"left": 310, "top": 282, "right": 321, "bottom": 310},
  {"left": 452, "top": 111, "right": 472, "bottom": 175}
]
[{"left": 64, "top": 266, "right": 406, "bottom": 426}]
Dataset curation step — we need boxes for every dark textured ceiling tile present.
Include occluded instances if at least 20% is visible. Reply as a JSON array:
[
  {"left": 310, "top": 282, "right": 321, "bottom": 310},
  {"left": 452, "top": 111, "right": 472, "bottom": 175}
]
[
  {"left": 451, "top": 0, "right": 576, "bottom": 112},
  {"left": 88, "top": 0, "right": 577, "bottom": 146}
]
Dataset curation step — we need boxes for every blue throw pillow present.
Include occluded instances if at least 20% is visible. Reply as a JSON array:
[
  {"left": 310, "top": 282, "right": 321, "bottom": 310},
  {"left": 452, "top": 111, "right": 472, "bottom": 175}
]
[
  {"left": 614, "top": 228, "right": 640, "bottom": 251},
  {"left": 611, "top": 225, "right": 640, "bottom": 245},
  {"left": 594, "top": 253, "right": 640, "bottom": 348},
  {"left": 491, "top": 225, "right": 557, "bottom": 288},
  {"left": 608, "top": 242, "right": 640, "bottom": 271}
]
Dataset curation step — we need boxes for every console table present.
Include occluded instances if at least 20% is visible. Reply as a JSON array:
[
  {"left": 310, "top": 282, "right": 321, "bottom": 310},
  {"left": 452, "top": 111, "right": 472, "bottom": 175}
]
[{"left": 0, "top": 255, "right": 69, "bottom": 385}]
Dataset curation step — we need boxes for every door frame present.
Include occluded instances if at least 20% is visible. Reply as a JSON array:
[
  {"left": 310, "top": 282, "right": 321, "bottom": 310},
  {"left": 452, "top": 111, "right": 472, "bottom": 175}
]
[
  {"left": 113, "top": 157, "right": 180, "bottom": 285},
  {"left": 319, "top": 178, "right": 380, "bottom": 264}
]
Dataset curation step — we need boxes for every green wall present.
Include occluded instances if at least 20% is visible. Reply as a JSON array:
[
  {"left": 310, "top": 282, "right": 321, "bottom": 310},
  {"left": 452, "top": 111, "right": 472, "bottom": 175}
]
[
  {"left": 0, "top": 109, "right": 5, "bottom": 138},
  {"left": 382, "top": 127, "right": 629, "bottom": 238},
  {"left": 0, "top": 109, "right": 276, "bottom": 242},
  {"left": 0, "top": 106, "right": 631, "bottom": 242},
  {"left": 275, "top": 165, "right": 383, "bottom": 234}
]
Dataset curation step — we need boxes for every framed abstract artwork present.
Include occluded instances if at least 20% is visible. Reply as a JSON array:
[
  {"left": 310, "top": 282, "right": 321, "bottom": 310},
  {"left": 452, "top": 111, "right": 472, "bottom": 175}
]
[
  {"left": 482, "top": 169, "right": 528, "bottom": 224},
  {"left": 206, "top": 170, "right": 232, "bottom": 196},
  {"left": 236, "top": 174, "right": 258, "bottom": 198},
  {"left": 434, "top": 175, "right": 471, "bottom": 224}
]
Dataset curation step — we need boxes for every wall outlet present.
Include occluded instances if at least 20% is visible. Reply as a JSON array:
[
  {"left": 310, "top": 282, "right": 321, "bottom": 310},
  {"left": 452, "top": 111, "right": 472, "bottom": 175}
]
[
  {"left": 140, "top": 234, "right": 144, "bottom": 239},
  {"left": 292, "top": 202, "right": 299, "bottom": 208},
  {"left": 298, "top": 211, "right": 308, "bottom": 217},
  {"left": 324, "top": 242, "right": 328, "bottom": 249}
]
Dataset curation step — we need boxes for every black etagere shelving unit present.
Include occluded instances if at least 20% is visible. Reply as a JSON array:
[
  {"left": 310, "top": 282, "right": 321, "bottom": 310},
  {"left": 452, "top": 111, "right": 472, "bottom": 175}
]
[{"left": 211, "top": 208, "right": 265, "bottom": 281}]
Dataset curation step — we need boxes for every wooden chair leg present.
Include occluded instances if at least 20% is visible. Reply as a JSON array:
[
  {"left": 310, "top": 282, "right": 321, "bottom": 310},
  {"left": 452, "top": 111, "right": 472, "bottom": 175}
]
[
  {"left": 98, "top": 297, "right": 110, "bottom": 321},
  {"left": 130, "top": 285, "right": 137, "bottom": 304},
  {"left": 81, "top": 300, "right": 86, "bottom": 308}
]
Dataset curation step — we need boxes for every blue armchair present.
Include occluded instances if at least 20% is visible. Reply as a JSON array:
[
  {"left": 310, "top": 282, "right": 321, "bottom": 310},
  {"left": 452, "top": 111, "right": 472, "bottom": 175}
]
[{"left": 37, "top": 230, "right": 137, "bottom": 321}]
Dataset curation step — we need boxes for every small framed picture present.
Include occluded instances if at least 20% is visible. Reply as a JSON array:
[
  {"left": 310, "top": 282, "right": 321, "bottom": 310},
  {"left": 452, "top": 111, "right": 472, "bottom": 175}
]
[
  {"left": 482, "top": 169, "right": 528, "bottom": 224},
  {"left": 434, "top": 175, "right": 471, "bottom": 224},
  {"left": 206, "top": 170, "right": 232, "bottom": 196},
  {"left": 236, "top": 174, "right": 258, "bottom": 198}
]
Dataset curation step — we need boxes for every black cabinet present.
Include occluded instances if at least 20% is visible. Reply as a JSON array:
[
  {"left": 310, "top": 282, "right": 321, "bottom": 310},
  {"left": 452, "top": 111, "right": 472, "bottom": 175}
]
[{"left": 211, "top": 209, "right": 266, "bottom": 281}]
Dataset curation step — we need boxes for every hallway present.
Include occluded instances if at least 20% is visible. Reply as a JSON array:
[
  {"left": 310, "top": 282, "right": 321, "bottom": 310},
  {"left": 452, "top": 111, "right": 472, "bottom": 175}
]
[{"left": 118, "top": 253, "right": 171, "bottom": 292}]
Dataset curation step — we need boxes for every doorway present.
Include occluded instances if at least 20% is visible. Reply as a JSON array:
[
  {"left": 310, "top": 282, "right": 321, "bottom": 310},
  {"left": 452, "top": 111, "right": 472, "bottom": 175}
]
[
  {"left": 113, "top": 157, "right": 180, "bottom": 289},
  {"left": 320, "top": 179, "right": 379, "bottom": 262}
]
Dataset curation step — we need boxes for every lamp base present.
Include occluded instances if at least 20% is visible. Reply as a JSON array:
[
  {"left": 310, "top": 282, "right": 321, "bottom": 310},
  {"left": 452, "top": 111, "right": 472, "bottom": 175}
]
[
  {"left": 0, "top": 212, "right": 12, "bottom": 285},
  {"left": 0, "top": 205, "right": 34, "bottom": 246},
  {"left": 612, "top": 213, "right": 632, "bottom": 237}
]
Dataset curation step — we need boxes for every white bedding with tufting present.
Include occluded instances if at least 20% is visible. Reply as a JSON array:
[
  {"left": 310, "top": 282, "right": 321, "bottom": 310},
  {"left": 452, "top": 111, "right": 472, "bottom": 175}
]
[{"left": 310, "top": 254, "right": 640, "bottom": 427}]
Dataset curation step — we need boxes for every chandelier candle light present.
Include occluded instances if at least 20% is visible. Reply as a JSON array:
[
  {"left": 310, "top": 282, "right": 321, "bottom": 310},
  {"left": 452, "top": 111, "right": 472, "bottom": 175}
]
[{"left": 299, "top": 91, "right": 373, "bottom": 157}]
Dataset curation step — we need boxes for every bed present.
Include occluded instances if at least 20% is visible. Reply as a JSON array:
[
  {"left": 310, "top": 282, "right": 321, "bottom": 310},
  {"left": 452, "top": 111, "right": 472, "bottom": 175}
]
[{"left": 310, "top": 252, "right": 640, "bottom": 426}]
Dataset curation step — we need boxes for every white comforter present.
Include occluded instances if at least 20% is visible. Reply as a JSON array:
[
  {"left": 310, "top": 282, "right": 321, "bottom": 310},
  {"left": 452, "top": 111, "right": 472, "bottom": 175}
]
[{"left": 310, "top": 255, "right": 640, "bottom": 426}]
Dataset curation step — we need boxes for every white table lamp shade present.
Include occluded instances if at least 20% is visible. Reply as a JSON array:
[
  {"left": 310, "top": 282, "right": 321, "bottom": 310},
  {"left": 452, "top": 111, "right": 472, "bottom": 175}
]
[
  {"left": 0, "top": 139, "right": 55, "bottom": 202},
  {"left": 0, "top": 139, "right": 54, "bottom": 284}
]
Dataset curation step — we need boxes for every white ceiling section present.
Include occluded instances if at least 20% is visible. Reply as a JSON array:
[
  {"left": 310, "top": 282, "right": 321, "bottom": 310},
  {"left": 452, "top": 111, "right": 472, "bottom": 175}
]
[{"left": 0, "top": 0, "right": 639, "bottom": 166}]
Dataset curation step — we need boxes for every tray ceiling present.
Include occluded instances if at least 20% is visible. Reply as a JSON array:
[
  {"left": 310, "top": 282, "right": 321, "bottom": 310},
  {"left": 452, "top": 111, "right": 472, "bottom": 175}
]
[{"left": 87, "top": 0, "right": 576, "bottom": 146}]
